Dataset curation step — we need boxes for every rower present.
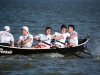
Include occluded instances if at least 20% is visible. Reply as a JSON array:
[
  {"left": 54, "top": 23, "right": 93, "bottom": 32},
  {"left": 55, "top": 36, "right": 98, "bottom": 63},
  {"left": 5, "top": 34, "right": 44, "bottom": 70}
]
[
  {"left": 52, "top": 25, "right": 69, "bottom": 48},
  {"left": 0, "top": 26, "right": 14, "bottom": 47},
  {"left": 32, "top": 27, "right": 52, "bottom": 49},
  {"left": 67, "top": 25, "right": 78, "bottom": 47},
  {"left": 17, "top": 26, "right": 33, "bottom": 48}
]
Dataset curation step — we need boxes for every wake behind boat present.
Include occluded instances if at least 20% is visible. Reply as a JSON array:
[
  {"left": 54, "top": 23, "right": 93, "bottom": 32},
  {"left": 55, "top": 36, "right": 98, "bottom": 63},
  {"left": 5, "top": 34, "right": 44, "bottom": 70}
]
[{"left": 0, "top": 37, "right": 89, "bottom": 55}]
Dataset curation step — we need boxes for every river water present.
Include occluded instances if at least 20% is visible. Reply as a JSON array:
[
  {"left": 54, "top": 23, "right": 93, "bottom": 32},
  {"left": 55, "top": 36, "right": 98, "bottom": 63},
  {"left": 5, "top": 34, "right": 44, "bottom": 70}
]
[{"left": 0, "top": 0, "right": 100, "bottom": 75}]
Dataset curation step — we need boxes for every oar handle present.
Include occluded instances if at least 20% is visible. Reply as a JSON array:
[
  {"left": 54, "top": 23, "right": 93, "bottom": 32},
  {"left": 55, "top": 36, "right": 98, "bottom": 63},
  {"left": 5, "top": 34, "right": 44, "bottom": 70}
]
[
  {"left": 56, "top": 40, "right": 66, "bottom": 45},
  {"left": 56, "top": 40, "right": 70, "bottom": 47},
  {"left": 42, "top": 41, "right": 51, "bottom": 46},
  {"left": 42, "top": 41, "right": 58, "bottom": 48}
]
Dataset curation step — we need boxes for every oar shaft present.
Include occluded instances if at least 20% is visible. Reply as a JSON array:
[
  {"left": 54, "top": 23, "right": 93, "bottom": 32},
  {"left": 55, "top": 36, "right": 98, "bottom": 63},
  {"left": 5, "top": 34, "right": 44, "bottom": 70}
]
[
  {"left": 80, "top": 50, "right": 92, "bottom": 56},
  {"left": 42, "top": 41, "right": 51, "bottom": 46},
  {"left": 56, "top": 40, "right": 65, "bottom": 45},
  {"left": 69, "top": 52, "right": 85, "bottom": 59}
]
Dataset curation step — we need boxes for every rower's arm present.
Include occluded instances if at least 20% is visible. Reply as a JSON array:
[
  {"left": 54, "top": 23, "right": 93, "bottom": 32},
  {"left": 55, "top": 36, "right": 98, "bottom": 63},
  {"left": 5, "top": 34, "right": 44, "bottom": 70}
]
[
  {"left": 68, "top": 33, "right": 77, "bottom": 38},
  {"left": 17, "top": 39, "right": 22, "bottom": 45},
  {"left": 55, "top": 35, "right": 64, "bottom": 39},
  {"left": 40, "top": 36, "right": 49, "bottom": 41},
  {"left": 10, "top": 35, "right": 14, "bottom": 47},
  {"left": 52, "top": 32, "right": 64, "bottom": 39},
  {"left": 0, "top": 31, "right": 2, "bottom": 36},
  {"left": 51, "top": 34, "right": 56, "bottom": 39},
  {"left": 23, "top": 38, "right": 32, "bottom": 44},
  {"left": 52, "top": 34, "right": 64, "bottom": 39},
  {"left": 11, "top": 41, "right": 14, "bottom": 47},
  {"left": 33, "top": 36, "right": 40, "bottom": 41}
]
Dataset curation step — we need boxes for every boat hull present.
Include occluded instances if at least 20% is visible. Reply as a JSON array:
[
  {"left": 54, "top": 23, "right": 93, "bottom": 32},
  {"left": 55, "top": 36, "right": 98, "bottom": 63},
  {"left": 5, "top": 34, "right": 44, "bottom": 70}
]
[{"left": 0, "top": 38, "right": 88, "bottom": 55}]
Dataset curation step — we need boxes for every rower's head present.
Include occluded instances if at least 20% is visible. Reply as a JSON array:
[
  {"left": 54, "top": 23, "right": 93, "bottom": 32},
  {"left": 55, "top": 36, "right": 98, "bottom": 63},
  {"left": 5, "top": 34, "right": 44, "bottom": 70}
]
[
  {"left": 68, "top": 25, "right": 75, "bottom": 33},
  {"left": 4, "top": 26, "right": 10, "bottom": 32},
  {"left": 21, "top": 26, "right": 29, "bottom": 35},
  {"left": 45, "top": 27, "right": 52, "bottom": 35},
  {"left": 61, "top": 24, "right": 67, "bottom": 34}
]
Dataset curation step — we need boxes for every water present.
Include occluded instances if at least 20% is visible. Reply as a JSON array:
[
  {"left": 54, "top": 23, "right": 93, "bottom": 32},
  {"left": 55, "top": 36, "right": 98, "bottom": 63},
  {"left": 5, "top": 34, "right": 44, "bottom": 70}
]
[{"left": 0, "top": 0, "right": 100, "bottom": 75}]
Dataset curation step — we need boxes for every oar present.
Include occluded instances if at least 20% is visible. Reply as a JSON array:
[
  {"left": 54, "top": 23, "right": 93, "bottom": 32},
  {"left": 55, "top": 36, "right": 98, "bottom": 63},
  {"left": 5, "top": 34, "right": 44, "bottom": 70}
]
[
  {"left": 78, "top": 34, "right": 92, "bottom": 56},
  {"left": 42, "top": 41, "right": 84, "bottom": 59},
  {"left": 67, "top": 51, "right": 85, "bottom": 59},
  {"left": 79, "top": 50, "right": 92, "bottom": 56}
]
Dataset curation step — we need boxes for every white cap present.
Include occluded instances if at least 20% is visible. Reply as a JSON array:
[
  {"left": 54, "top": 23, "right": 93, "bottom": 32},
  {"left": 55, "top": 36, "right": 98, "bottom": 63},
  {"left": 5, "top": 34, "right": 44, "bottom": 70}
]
[
  {"left": 22, "top": 26, "right": 29, "bottom": 33},
  {"left": 4, "top": 26, "right": 10, "bottom": 31}
]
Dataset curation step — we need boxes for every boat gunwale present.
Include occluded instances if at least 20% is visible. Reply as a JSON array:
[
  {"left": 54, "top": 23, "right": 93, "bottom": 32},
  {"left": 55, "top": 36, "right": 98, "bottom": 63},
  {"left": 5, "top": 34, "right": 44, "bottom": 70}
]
[{"left": 72, "top": 38, "right": 89, "bottom": 47}]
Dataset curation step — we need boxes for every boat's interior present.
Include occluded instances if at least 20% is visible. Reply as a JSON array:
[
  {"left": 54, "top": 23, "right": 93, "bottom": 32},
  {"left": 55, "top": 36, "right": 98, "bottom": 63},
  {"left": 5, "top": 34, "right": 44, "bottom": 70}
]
[
  {"left": 78, "top": 38, "right": 87, "bottom": 44},
  {"left": 0, "top": 38, "right": 87, "bottom": 47}
]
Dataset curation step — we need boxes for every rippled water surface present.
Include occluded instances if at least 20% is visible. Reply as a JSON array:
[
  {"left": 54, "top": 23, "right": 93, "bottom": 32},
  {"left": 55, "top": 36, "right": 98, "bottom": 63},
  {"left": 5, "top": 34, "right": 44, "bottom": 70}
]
[{"left": 0, "top": 0, "right": 100, "bottom": 75}]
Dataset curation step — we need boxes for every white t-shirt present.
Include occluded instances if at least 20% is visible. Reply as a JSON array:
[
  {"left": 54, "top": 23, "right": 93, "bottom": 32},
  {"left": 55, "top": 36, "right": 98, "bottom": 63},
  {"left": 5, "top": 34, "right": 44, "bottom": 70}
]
[
  {"left": 19, "top": 34, "right": 33, "bottom": 48},
  {"left": 54, "top": 32, "right": 67, "bottom": 48},
  {"left": 36, "top": 34, "right": 51, "bottom": 48},
  {"left": 0, "top": 31, "right": 14, "bottom": 44},
  {"left": 68, "top": 31, "right": 78, "bottom": 46},
  {"left": 66, "top": 33, "right": 70, "bottom": 37}
]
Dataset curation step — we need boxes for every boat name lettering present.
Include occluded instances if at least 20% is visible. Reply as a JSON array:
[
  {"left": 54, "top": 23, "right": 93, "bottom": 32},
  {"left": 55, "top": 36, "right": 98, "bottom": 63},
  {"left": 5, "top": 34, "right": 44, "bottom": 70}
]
[{"left": 0, "top": 48, "right": 12, "bottom": 54}]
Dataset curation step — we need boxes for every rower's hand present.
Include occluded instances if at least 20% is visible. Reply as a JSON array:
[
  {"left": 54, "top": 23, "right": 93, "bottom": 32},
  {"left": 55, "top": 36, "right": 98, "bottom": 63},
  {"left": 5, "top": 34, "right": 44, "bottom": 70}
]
[
  {"left": 67, "top": 36, "right": 71, "bottom": 39},
  {"left": 36, "top": 38, "right": 40, "bottom": 41},
  {"left": 22, "top": 41, "right": 26, "bottom": 44},
  {"left": 54, "top": 37, "right": 59, "bottom": 40},
  {"left": 17, "top": 46, "right": 20, "bottom": 48},
  {"left": 33, "top": 36, "right": 40, "bottom": 41},
  {"left": 17, "top": 44, "right": 20, "bottom": 48}
]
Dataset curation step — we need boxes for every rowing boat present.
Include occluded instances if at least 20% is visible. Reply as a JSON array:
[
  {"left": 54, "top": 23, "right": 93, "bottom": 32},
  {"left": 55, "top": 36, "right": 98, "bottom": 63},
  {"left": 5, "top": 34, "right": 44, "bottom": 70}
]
[
  {"left": 0, "top": 38, "right": 89, "bottom": 55},
  {"left": 0, "top": 37, "right": 89, "bottom": 55}
]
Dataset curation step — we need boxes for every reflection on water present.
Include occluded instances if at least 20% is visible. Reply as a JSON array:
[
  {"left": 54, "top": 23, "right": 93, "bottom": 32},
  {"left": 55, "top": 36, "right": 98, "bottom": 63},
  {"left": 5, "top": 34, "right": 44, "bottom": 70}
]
[{"left": 0, "top": 0, "right": 100, "bottom": 75}]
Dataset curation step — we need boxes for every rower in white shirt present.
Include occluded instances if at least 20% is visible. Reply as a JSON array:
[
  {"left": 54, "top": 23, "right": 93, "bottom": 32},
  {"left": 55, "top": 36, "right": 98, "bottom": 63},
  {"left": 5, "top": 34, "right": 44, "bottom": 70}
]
[
  {"left": 32, "top": 27, "right": 52, "bottom": 49},
  {"left": 0, "top": 26, "right": 14, "bottom": 47},
  {"left": 67, "top": 25, "right": 78, "bottom": 47},
  {"left": 17, "top": 26, "right": 33, "bottom": 48},
  {"left": 52, "top": 25, "right": 69, "bottom": 48}
]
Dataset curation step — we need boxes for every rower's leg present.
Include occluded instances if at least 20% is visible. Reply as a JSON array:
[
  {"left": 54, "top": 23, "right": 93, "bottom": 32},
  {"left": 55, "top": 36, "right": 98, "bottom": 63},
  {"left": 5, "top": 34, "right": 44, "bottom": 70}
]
[
  {"left": 55, "top": 44, "right": 60, "bottom": 48},
  {"left": 69, "top": 43, "right": 75, "bottom": 46},
  {"left": 32, "top": 44, "right": 41, "bottom": 49},
  {"left": 22, "top": 46, "right": 28, "bottom": 48}
]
